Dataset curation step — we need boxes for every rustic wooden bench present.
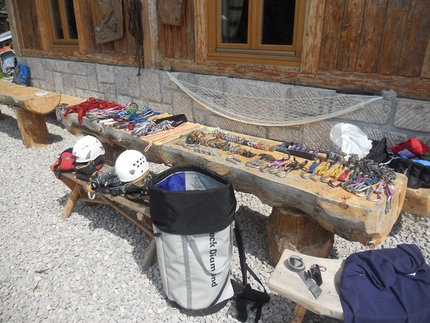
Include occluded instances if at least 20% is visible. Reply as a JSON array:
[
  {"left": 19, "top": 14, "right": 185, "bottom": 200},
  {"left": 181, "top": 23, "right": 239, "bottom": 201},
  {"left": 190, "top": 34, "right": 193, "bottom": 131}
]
[
  {"left": 268, "top": 249, "right": 344, "bottom": 323},
  {"left": 61, "top": 113, "right": 409, "bottom": 257},
  {"left": 0, "top": 80, "right": 85, "bottom": 148},
  {"left": 57, "top": 165, "right": 156, "bottom": 271},
  {"left": 59, "top": 111, "right": 425, "bottom": 321}
]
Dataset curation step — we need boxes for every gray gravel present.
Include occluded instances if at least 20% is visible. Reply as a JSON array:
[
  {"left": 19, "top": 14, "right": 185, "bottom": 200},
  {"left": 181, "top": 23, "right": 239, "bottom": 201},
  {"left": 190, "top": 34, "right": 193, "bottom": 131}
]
[{"left": 1, "top": 105, "right": 429, "bottom": 323}]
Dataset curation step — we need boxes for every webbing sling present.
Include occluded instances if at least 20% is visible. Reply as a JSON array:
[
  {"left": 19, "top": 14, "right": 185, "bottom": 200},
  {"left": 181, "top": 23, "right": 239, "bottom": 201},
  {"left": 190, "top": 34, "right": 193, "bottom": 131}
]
[{"left": 233, "top": 219, "right": 270, "bottom": 323}]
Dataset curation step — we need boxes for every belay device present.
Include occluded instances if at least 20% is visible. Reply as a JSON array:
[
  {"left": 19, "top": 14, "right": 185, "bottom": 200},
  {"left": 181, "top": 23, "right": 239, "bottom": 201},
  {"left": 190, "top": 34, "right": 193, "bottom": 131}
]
[{"left": 148, "top": 165, "right": 270, "bottom": 322}]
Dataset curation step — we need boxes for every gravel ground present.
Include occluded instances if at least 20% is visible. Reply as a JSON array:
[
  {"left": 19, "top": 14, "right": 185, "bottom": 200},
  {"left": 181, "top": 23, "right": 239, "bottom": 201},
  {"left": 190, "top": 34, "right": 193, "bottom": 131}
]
[{"left": 1, "top": 104, "right": 429, "bottom": 323}]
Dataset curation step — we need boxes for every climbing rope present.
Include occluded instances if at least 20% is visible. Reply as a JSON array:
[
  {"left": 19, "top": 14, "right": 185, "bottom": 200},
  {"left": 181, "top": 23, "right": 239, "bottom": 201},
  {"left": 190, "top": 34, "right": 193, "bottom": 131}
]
[{"left": 128, "top": 0, "right": 144, "bottom": 76}]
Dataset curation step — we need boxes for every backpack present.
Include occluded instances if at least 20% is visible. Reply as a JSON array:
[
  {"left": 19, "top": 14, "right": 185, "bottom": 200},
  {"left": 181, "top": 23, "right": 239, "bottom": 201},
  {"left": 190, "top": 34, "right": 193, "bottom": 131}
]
[
  {"left": 12, "top": 62, "right": 30, "bottom": 86},
  {"left": 148, "top": 165, "right": 270, "bottom": 322},
  {"left": 51, "top": 148, "right": 76, "bottom": 178}
]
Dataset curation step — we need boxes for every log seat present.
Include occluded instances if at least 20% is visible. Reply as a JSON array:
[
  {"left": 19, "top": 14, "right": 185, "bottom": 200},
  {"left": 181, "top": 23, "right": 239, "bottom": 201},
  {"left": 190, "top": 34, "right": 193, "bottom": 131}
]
[
  {"left": 0, "top": 80, "right": 85, "bottom": 148},
  {"left": 268, "top": 249, "right": 345, "bottom": 323}
]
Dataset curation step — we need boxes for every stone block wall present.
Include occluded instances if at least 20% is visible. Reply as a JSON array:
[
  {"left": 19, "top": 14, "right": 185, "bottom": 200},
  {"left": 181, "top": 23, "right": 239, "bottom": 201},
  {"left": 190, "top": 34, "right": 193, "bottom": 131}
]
[{"left": 21, "top": 57, "right": 430, "bottom": 151}]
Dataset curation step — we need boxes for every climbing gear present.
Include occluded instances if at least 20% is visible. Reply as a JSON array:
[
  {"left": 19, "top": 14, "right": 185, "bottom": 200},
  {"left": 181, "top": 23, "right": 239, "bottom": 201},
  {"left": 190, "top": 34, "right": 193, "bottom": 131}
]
[
  {"left": 285, "top": 255, "right": 322, "bottom": 299},
  {"left": 128, "top": 0, "right": 144, "bottom": 76},
  {"left": 115, "top": 149, "right": 149, "bottom": 183},
  {"left": 72, "top": 135, "right": 105, "bottom": 163}
]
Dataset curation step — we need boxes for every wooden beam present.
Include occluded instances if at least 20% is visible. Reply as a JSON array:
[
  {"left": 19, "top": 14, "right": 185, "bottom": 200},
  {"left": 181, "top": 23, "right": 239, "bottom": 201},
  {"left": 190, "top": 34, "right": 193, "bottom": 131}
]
[
  {"left": 337, "top": 0, "right": 366, "bottom": 71},
  {"left": 422, "top": 34, "right": 430, "bottom": 78},
  {"left": 355, "top": 0, "right": 388, "bottom": 73},
  {"left": 5, "top": 0, "right": 22, "bottom": 56},
  {"left": 143, "top": 0, "right": 159, "bottom": 67},
  {"left": 156, "top": 57, "right": 430, "bottom": 100},
  {"left": 21, "top": 48, "right": 137, "bottom": 66},
  {"left": 301, "top": 0, "right": 325, "bottom": 73},
  {"left": 194, "top": 0, "right": 208, "bottom": 64}
]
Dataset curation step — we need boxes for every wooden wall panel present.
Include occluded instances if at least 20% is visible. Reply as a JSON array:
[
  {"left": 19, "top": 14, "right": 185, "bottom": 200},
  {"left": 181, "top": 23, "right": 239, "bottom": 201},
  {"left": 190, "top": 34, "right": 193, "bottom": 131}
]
[
  {"left": 157, "top": 0, "right": 195, "bottom": 59},
  {"left": 355, "top": 0, "right": 387, "bottom": 73},
  {"left": 318, "top": 0, "right": 345, "bottom": 70},
  {"left": 422, "top": 35, "right": 430, "bottom": 78},
  {"left": 376, "top": 0, "right": 409, "bottom": 75},
  {"left": 15, "top": 0, "right": 41, "bottom": 50},
  {"left": 301, "top": 0, "right": 325, "bottom": 73},
  {"left": 397, "top": 0, "right": 430, "bottom": 77},
  {"left": 336, "top": 0, "right": 365, "bottom": 71}
]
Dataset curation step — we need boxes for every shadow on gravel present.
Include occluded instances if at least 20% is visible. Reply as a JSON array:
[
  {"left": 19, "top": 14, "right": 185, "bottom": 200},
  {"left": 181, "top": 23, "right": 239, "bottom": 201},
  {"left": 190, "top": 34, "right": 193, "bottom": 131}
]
[
  {"left": 235, "top": 205, "right": 271, "bottom": 266},
  {"left": 0, "top": 107, "right": 65, "bottom": 144},
  {"left": 55, "top": 193, "right": 165, "bottom": 294},
  {"left": 0, "top": 108, "right": 22, "bottom": 141}
]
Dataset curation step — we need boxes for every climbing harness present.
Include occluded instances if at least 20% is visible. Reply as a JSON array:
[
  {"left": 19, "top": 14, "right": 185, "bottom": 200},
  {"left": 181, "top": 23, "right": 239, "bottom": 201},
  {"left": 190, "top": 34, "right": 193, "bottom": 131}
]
[{"left": 284, "top": 255, "right": 323, "bottom": 299}]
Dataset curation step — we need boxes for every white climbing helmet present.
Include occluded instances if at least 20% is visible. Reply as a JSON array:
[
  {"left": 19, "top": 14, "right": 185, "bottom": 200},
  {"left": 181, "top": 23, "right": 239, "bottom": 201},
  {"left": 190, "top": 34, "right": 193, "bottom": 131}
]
[
  {"left": 72, "top": 135, "right": 105, "bottom": 163},
  {"left": 115, "top": 149, "right": 149, "bottom": 182}
]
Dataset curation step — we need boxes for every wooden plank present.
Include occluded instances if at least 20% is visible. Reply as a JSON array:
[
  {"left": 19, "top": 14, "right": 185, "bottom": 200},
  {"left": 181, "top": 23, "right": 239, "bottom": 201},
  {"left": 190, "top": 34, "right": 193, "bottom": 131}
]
[
  {"left": 194, "top": 0, "right": 208, "bottom": 64},
  {"left": 402, "top": 187, "right": 430, "bottom": 217},
  {"left": 21, "top": 48, "right": 137, "bottom": 66},
  {"left": 301, "top": 0, "right": 326, "bottom": 73},
  {"left": 0, "top": 81, "right": 61, "bottom": 114},
  {"left": 34, "top": 0, "right": 50, "bottom": 51},
  {"left": 143, "top": 0, "right": 159, "bottom": 68},
  {"left": 268, "top": 249, "right": 345, "bottom": 320},
  {"left": 422, "top": 34, "right": 430, "bottom": 78},
  {"left": 337, "top": 0, "right": 366, "bottom": 71},
  {"left": 14, "top": 0, "right": 41, "bottom": 50},
  {"left": 355, "top": 0, "right": 388, "bottom": 73},
  {"left": 5, "top": 0, "right": 22, "bottom": 56},
  {"left": 74, "top": 0, "right": 97, "bottom": 54},
  {"left": 318, "top": 0, "right": 345, "bottom": 70},
  {"left": 62, "top": 114, "right": 408, "bottom": 247},
  {"left": 184, "top": 0, "right": 195, "bottom": 60},
  {"left": 376, "top": 0, "right": 409, "bottom": 75},
  {"left": 398, "top": 0, "right": 430, "bottom": 77}
]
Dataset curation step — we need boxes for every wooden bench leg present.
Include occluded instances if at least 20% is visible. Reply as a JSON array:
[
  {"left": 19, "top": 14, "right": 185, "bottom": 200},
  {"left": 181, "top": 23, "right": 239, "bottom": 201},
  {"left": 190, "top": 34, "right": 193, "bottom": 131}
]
[
  {"left": 14, "top": 108, "right": 51, "bottom": 148},
  {"left": 141, "top": 238, "right": 157, "bottom": 271},
  {"left": 289, "top": 304, "right": 308, "bottom": 323},
  {"left": 61, "top": 183, "right": 81, "bottom": 220},
  {"left": 266, "top": 207, "right": 334, "bottom": 266}
]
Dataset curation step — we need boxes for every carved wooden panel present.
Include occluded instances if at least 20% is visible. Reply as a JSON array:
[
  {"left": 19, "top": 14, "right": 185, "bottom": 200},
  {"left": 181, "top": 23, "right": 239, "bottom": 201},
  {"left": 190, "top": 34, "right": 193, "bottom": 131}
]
[{"left": 95, "top": 0, "right": 124, "bottom": 44}]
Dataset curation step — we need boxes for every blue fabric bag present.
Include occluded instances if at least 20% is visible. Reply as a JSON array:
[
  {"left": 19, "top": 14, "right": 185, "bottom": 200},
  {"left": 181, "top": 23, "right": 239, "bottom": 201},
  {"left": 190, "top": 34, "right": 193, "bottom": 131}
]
[{"left": 12, "top": 62, "right": 30, "bottom": 86}]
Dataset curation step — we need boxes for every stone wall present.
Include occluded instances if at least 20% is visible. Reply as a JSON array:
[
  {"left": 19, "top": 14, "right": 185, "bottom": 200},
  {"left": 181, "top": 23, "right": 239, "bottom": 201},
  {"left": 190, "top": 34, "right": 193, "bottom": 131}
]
[{"left": 21, "top": 57, "right": 430, "bottom": 150}]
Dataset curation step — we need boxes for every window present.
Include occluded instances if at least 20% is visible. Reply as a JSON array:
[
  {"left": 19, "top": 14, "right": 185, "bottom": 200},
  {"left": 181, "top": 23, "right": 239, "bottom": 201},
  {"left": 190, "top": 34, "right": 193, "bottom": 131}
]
[
  {"left": 208, "top": 0, "right": 306, "bottom": 66},
  {"left": 47, "top": 0, "right": 78, "bottom": 48}
]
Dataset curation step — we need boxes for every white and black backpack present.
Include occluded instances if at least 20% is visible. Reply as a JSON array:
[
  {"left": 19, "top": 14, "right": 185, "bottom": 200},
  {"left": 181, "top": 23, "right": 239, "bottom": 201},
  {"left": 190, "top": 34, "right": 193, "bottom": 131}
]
[{"left": 149, "top": 165, "right": 270, "bottom": 322}]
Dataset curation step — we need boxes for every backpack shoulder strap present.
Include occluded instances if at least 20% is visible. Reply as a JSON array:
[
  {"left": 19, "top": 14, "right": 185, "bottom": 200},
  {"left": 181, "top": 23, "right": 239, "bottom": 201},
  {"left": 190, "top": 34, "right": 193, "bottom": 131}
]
[{"left": 233, "top": 219, "right": 270, "bottom": 323}]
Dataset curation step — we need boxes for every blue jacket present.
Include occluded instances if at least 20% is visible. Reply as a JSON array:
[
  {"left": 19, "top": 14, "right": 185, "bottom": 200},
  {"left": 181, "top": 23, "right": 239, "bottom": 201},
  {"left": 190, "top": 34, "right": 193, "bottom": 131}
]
[{"left": 340, "top": 244, "right": 430, "bottom": 323}]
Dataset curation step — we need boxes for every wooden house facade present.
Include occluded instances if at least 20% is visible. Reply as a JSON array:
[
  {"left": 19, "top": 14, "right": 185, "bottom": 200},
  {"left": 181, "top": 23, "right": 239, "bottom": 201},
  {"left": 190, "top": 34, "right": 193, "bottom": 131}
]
[{"left": 5, "top": 0, "right": 430, "bottom": 150}]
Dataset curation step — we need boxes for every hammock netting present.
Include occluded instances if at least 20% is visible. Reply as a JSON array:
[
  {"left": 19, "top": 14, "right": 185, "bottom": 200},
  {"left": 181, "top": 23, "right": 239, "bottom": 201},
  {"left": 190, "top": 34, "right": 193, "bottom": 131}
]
[{"left": 168, "top": 72, "right": 382, "bottom": 127}]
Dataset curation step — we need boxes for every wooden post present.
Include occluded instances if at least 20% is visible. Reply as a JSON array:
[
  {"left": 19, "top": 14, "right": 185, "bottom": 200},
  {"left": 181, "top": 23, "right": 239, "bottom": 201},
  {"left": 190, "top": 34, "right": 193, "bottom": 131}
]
[
  {"left": 14, "top": 108, "right": 51, "bottom": 148},
  {"left": 267, "top": 207, "right": 335, "bottom": 323},
  {"left": 266, "top": 207, "right": 334, "bottom": 266}
]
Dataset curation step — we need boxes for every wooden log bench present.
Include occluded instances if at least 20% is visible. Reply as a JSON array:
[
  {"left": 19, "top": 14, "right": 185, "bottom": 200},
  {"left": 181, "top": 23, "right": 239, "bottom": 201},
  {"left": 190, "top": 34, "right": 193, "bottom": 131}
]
[
  {"left": 56, "top": 165, "right": 157, "bottom": 271},
  {"left": 61, "top": 113, "right": 408, "bottom": 257},
  {"left": 60, "top": 112, "right": 426, "bottom": 321},
  {"left": 268, "top": 249, "right": 345, "bottom": 322},
  {"left": 0, "top": 80, "right": 85, "bottom": 148}
]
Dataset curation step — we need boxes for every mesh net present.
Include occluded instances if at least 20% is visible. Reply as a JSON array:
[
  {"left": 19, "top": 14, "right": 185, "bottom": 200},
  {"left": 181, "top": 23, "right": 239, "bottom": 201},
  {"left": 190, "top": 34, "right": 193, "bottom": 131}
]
[{"left": 168, "top": 72, "right": 382, "bottom": 126}]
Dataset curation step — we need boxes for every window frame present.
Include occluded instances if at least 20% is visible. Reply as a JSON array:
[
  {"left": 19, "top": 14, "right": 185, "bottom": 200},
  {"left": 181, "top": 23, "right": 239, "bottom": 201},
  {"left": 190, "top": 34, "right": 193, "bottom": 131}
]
[
  {"left": 44, "top": 0, "right": 79, "bottom": 50},
  {"left": 207, "top": 0, "right": 306, "bottom": 66}
]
